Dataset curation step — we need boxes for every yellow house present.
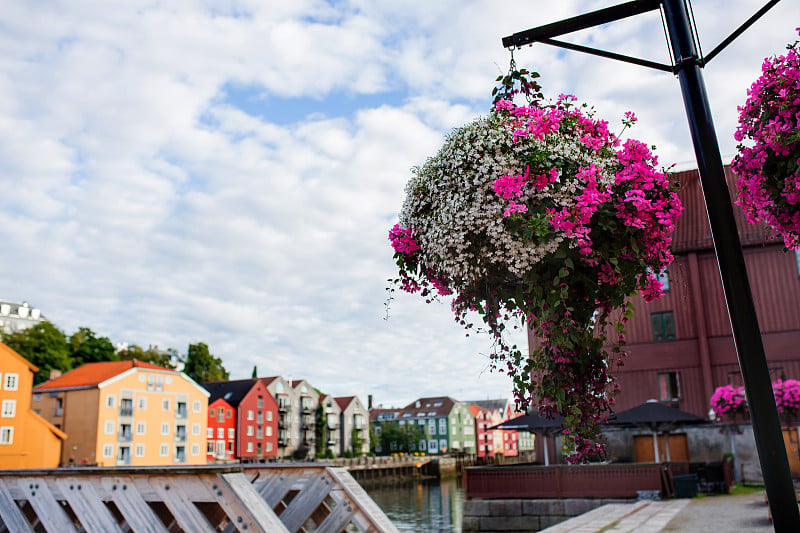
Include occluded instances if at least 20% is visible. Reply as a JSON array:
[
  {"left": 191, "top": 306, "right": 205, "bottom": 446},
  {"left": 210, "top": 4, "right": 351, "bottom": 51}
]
[
  {"left": 0, "top": 342, "right": 66, "bottom": 468},
  {"left": 33, "top": 360, "right": 208, "bottom": 466}
]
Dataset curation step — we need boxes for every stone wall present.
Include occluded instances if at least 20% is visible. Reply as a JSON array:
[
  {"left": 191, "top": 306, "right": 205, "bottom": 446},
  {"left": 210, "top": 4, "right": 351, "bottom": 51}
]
[{"left": 462, "top": 498, "right": 630, "bottom": 532}]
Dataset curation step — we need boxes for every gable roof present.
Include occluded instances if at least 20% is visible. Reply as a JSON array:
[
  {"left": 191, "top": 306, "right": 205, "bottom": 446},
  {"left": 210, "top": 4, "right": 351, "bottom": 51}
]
[
  {"left": 34, "top": 360, "right": 174, "bottom": 391},
  {"left": 202, "top": 379, "right": 260, "bottom": 407},
  {"left": 369, "top": 407, "right": 399, "bottom": 422},
  {"left": 335, "top": 396, "right": 356, "bottom": 411},
  {"left": 0, "top": 342, "right": 39, "bottom": 373}
]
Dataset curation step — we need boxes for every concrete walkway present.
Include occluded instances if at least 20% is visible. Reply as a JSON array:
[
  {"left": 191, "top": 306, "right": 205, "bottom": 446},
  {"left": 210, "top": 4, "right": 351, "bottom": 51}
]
[{"left": 541, "top": 490, "right": 773, "bottom": 532}]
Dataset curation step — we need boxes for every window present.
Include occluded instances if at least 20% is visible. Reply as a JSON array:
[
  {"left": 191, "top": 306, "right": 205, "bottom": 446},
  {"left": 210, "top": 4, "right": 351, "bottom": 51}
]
[
  {"left": 33, "top": 393, "right": 41, "bottom": 402},
  {"left": 651, "top": 311, "right": 676, "bottom": 341},
  {"left": 266, "top": 442, "right": 273, "bottom": 452},
  {"left": 247, "top": 425, "right": 254, "bottom": 436},
  {"left": 102, "top": 444, "right": 113, "bottom": 457},
  {"left": 266, "top": 411, "right": 273, "bottom": 421},
  {"left": 228, "top": 428, "right": 235, "bottom": 439},
  {"left": 147, "top": 375, "right": 154, "bottom": 391},
  {"left": 138, "top": 397, "right": 147, "bottom": 410},
  {"left": 105, "top": 421, "right": 115, "bottom": 434},
  {"left": 192, "top": 423, "right": 200, "bottom": 436},
  {"left": 135, "top": 444, "right": 145, "bottom": 457},
  {"left": 193, "top": 400, "right": 201, "bottom": 413},
  {"left": 106, "top": 395, "right": 116, "bottom": 408},
  {"left": 227, "top": 409, "right": 232, "bottom": 418},
  {"left": 192, "top": 443, "right": 200, "bottom": 456},
  {"left": 217, "top": 409, "right": 224, "bottom": 423},
  {"left": 160, "top": 444, "right": 169, "bottom": 456},
  {"left": 452, "top": 440, "right": 460, "bottom": 449},
  {"left": 658, "top": 372, "right": 681, "bottom": 402},
  {"left": 217, "top": 427, "right": 224, "bottom": 439},
  {"left": 247, "top": 410, "right": 254, "bottom": 421},
  {"left": 1, "top": 400, "right": 15, "bottom": 418},
  {"left": 438, "top": 418, "right": 447, "bottom": 435},
  {"left": 257, "top": 411, "right": 263, "bottom": 424},
  {"left": 428, "top": 440, "right": 437, "bottom": 453},
  {"left": 657, "top": 269, "right": 670, "bottom": 291},
  {"left": 247, "top": 442, "right": 254, "bottom": 453},
  {"left": 210, "top": 408, "right": 216, "bottom": 417},
  {"left": 257, "top": 396, "right": 263, "bottom": 409},
  {"left": 266, "top": 426, "right": 272, "bottom": 437},
  {"left": 161, "top": 423, "right": 170, "bottom": 435},
  {"left": 419, "top": 439, "right": 426, "bottom": 451},
  {"left": 0, "top": 427, "right": 13, "bottom": 444},
  {"left": 4, "top": 374, "right": 18, "bottom": 391},
  {"left": 257, "top": 427, "right": 263, "bottom": 439},
  {"left": 136, "top": 422, "right": 146, "bottom": 435},
  {"left": 428, "top": 419, "right": 436, "bottom": 435},
  {"left": 162, "top": 399, "right": 170, "bottom": 411},
  {"left": 207, "top": 427, "right": 213, "bottom": 438}
]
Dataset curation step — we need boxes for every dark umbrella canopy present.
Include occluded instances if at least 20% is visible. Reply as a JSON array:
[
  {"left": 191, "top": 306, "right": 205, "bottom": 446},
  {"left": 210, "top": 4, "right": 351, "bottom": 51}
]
[
  {"left": 606, "top": 400, "right": 706, "bottom": 430},
  {"left": 490, "top": 412, "right": 565, "bottom": 431}
]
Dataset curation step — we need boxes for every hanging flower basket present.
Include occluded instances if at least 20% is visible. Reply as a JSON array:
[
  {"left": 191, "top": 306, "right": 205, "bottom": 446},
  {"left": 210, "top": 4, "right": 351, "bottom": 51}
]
[
  {"left": 710, "top": 384, "right": 748, "bottom": 423},
  {"left": 732, "top": 30, "right": 800, "bottom": 249},
  {"left": 773, "top": 378, "right": 800, "bottom": 424},
  {"left": 388, "top": 79, "right": 683, "bottom": 462}
]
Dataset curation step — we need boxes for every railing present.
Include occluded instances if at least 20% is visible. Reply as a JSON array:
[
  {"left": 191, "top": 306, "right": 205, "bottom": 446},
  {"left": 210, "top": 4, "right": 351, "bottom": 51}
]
[
  {"left": 465, "top": 462, "right": 688, "bottom": 499},
  {"left": 119, "top": 407, "right": 133, "bottom": 417},
  {"left": 117, "top": 431, "right": 133, "bottom": 443},
  {"left": 0, "top": 464, "right": 399, "bottom": 532}
]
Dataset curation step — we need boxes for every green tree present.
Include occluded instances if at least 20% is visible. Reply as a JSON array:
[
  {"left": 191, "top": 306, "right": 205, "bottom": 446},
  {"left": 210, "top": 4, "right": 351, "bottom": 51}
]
[
  {"left": 117, "top": 344, "right": 176, "bottom": 368},
  {"left": 252, "top": 365, "right": 258, "bottom": 378},
  {"left": 2, "top": 321, "right": 71, "bottom": 385},
  {"left": 184, "top": 342, "right": 228, "bottom": 383},
  {"left": 351, "top": 427, "right": 365, "bottom": 456},
  {"left": 69, "top": 327, "right": 117, "bottom": 366},
  {"left": 315, "top": 404, "right": 328, "bottom": 457},
  {"left": 376, "top": 421, "right": 425, "bottom": 455}
]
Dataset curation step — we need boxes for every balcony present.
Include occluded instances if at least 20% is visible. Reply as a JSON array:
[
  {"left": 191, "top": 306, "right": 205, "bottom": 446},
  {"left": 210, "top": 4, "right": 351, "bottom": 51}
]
[
  {"left": 118, "top": 430, "right": 133, "bottom": 443},
  {"left": 176, "top": 403, "right": 188, "bottom": 419},
  {"left": 119, "top": 407, "right": 134, "bottom": 417},
  {"left": 175, "top": 433, "right": 187, "bottom": 443},
  {"left": 52, "top": 407, "right": 63, "bottom": 417}
]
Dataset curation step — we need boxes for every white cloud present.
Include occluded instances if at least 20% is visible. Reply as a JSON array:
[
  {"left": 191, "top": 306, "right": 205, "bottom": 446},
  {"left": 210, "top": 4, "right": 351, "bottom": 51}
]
[{"left": 0, "top": 0, "right": 797, "bottom": 409}]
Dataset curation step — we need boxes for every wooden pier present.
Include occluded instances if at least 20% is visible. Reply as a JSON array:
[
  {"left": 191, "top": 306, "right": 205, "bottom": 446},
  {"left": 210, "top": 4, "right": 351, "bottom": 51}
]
[{"left": 0, "top": 464, "right": 399, "bottom": 532}]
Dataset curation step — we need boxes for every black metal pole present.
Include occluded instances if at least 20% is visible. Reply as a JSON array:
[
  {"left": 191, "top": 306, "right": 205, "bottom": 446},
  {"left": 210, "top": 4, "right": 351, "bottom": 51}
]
[{"left": 661, "top": 0, "right": 799, "bottom": 529}]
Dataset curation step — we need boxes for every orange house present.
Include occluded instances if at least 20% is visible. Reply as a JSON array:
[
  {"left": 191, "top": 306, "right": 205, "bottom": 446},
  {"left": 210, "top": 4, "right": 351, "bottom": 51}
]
[
  {"left": 33, "top": 360, "right": 208, "bottom": 466},
  {"left": 0, "top": 342, "right": 66, "bottom": 468}
]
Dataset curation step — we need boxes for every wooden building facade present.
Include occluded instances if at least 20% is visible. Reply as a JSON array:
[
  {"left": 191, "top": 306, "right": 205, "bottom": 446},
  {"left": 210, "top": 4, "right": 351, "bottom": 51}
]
[{"left": 610, "top": 166, "right": 800, "bottom": 418}]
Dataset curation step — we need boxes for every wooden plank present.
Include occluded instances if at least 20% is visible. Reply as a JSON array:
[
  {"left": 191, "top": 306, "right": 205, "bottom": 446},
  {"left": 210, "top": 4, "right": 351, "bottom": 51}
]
[
  {"left": 255, "top": 472, "right": 302, "bottom": 508},
  {"left": 315, "top": 498, "right": 356, "bottom": 533},
  {"left": 98, "top": 477, "right": 168, "bottom": 533},
  {"left": 54, "top": 477, "right": 122, "bottom": 533},
  {"left": 0, "top": 479, "right": 32, "bottom": 532},
  {"left": 326, "top": 468, "right": 399, "bottom": 533},
  {"left": 279, "top": 473, "right": 333, "bottom": 532},
  {"left": 15, "top": 477, "right": 78, "bottom": 533},
  {"left": 149, "top": 476, "right": 216, "bottom": 533},
  {"left": 217, "top": 473, "right": 289, "bottom": 533}
]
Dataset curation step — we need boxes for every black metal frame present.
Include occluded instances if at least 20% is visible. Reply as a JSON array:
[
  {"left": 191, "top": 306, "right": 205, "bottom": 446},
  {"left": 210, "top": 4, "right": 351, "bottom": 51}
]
[{"left": 502, "top": 1, "right": 798, "bottom": 530}]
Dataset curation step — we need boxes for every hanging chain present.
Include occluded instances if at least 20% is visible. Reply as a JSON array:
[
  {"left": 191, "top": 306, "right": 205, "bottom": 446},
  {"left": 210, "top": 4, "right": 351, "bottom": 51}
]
[{"left": 492, "top": 46, "right": 543, "bottom": 107}]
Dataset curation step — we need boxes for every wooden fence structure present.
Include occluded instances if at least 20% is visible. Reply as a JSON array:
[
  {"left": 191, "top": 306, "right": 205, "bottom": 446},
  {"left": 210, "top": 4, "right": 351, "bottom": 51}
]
[
  {"left": 0, "top": 464, "right": 399, "bottom": 532},
  {"left": 465, "top": 462, "right": 690, "bottom": 500}
]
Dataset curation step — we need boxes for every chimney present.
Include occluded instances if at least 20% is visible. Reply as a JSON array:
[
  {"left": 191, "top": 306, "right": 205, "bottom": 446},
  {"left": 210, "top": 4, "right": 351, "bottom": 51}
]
[
  {"left": 49, "top": 369, "right": 62, "bottom": 380},
  {"left": 368, "top": 394, "right": 373, "bottom": 409}
]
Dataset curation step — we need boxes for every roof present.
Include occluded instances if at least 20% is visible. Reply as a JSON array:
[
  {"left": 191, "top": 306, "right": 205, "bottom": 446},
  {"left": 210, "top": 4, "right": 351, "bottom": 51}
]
[
  {"left": 0, "top": 342, "right": 39, "bottom": 373},
  {"left": 468, "top": 405, "right": 483, "bottom": 417},
  {"left": 607, "top": 400, "right": 706, "bottom": 430},
  {"left": 34, "top": 360, "right": 174, "bottom": 391},
  {"left": 671, "top": 166, "right": 777, "bottom": 253},
  {"left": 335, "top": 396, "right": 356, "bottom": 411},
  {"left": 401, "top": 396, "right": 457, "bottom": 418},
  {"left": 202, "top": 379, "right": 259, "bottom": 407},
  {"left": 369, "top": 408, "right": 399, "bottom": 422},
  {"left": 465, "top": 399, "right": 510, "bottom": 412}
]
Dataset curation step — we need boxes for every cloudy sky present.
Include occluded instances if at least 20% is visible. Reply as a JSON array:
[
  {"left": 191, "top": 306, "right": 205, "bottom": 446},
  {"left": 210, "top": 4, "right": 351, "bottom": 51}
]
[{"left": 1, "top": 1, "right": 797, "bottom": 408}]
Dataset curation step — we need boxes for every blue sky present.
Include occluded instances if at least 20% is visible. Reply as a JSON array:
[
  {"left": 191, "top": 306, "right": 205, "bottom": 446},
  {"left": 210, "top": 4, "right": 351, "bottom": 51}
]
[{"left": 0, "top": 0, "right": 797, "bottom": 409}]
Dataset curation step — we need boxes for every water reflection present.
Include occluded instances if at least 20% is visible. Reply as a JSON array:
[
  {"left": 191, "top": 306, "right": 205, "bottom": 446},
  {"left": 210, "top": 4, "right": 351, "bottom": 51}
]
[{"left": 365, "top": 478, "right": 464, "bottom": 533}]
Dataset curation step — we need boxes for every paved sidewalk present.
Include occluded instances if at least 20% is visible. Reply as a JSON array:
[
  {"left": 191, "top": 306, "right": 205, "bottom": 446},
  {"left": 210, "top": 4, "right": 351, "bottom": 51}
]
[{"left": 540, "top": 490, "right": 773, "bottom": 532}]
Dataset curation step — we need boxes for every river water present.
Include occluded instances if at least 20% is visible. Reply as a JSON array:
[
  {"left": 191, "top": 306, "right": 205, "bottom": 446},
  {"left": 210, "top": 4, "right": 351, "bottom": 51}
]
[{"left": 365, "top": 478, "right": 465, "bottom": 532}]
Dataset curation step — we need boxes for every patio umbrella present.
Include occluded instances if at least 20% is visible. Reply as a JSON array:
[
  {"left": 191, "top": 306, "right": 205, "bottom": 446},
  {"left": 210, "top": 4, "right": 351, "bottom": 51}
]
[
  {"left": 606, "top": 400, "right": 706, "bottom": 462},
  {"left": 491, "top": 412, "right": 565, "bottom": 465}
]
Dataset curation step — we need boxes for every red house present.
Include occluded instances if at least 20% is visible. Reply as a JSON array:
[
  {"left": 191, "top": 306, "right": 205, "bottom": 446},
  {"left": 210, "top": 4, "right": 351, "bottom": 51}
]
[
  {"left": 203, "top": 379, "right": 279, "bottom": 462},
  {"left": 468, "top": 399, "right": 519, "bottom": 458},
  {"left": 206, "top": 398, "right": 236, "bottom": 462}
]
